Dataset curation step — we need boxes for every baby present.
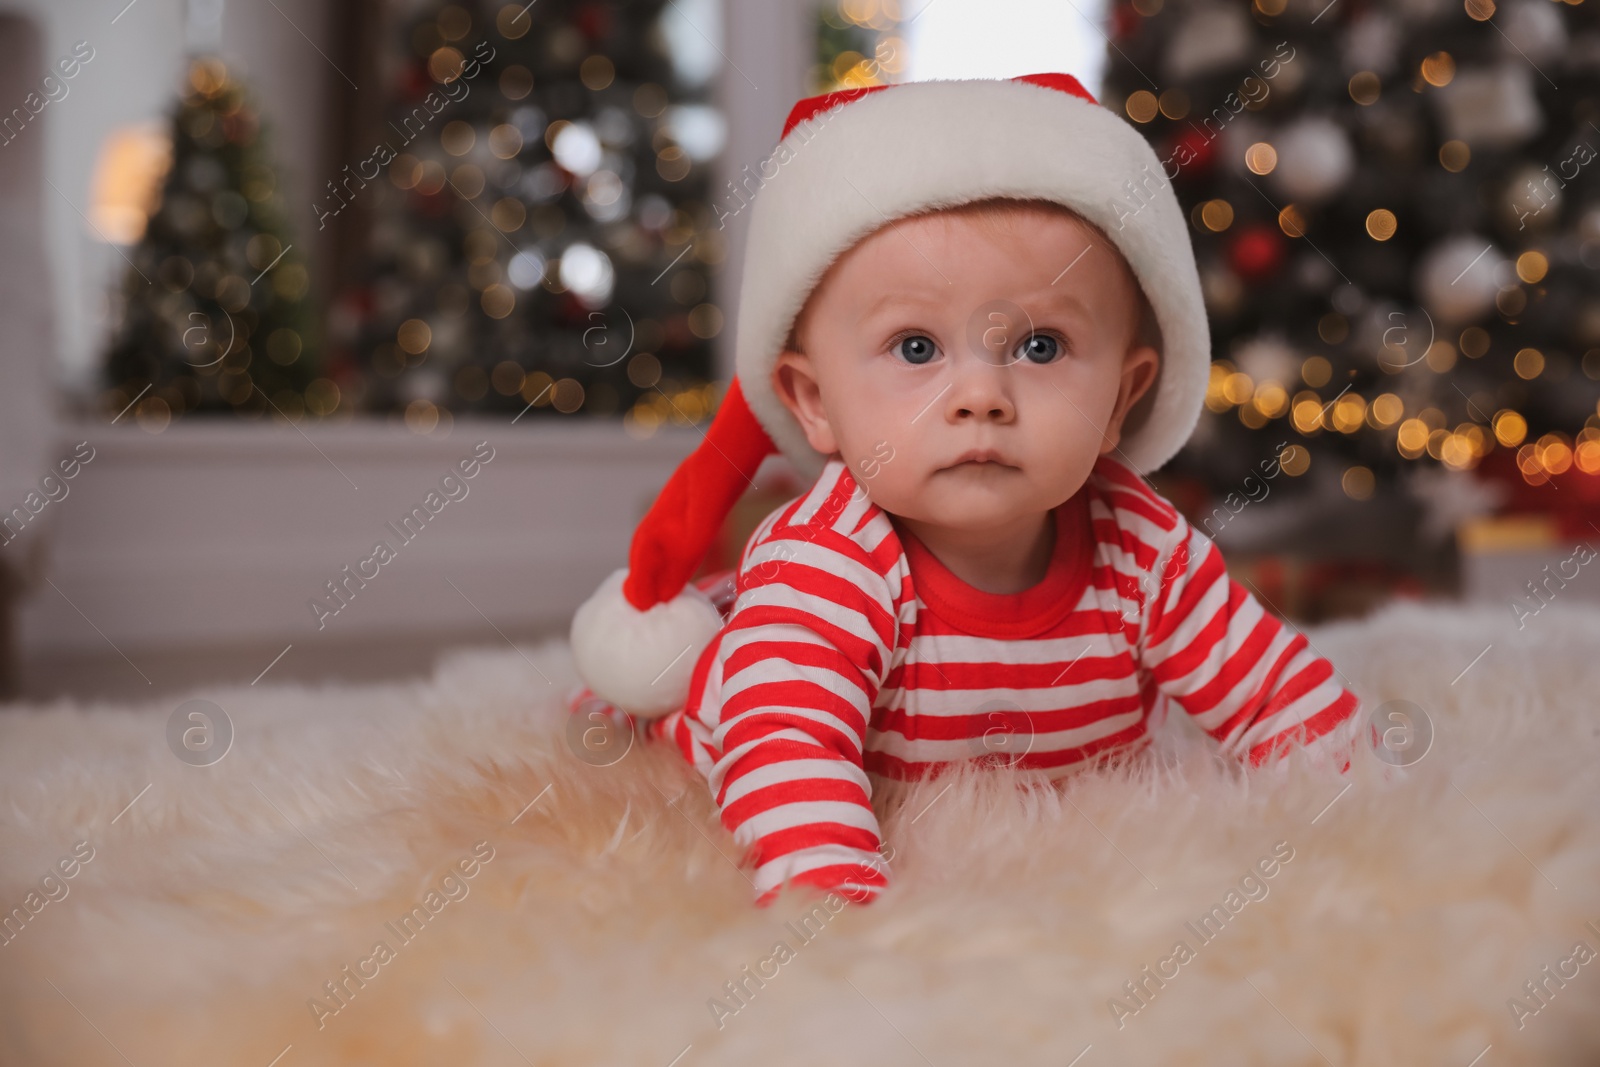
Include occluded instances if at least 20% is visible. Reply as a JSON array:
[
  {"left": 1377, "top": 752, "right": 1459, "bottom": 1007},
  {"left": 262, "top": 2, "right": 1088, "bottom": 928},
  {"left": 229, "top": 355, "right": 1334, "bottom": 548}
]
[{"left": 569, "top": 73, "right": 1365, "bottom": 908}]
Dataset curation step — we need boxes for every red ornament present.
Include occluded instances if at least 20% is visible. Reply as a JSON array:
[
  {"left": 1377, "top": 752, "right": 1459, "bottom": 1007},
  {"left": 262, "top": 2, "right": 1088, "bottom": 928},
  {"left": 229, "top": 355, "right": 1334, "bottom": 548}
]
[
  {"left": 221, "top": 110, "right": 258, "bottom": 146},
  {"left": 555, "top": 292, "right": 586, "bottom": 320},
  {"left": 396, "top": 62, "right": 432, "bottom": 101},
  {"left": 330, "top": 288, "right": 373, "bottom": 332},
  {"left": 1109, "top": 2, "right": 1142, "bottom": 40},
  {"left": 1228, "top": 224, "right": 1285, "bottom": 282},
  {"left": 1166, "top": 126, "right": 1217, "bottom": 176},
  {"left": 411, "top": 187, "right": 453, "bottom": 218},
  {"left": 574, "top": 4, "right": 612, "bottom": 41},
  {"left": 662, "top": 313, "right": 696, "bottom": 349}
]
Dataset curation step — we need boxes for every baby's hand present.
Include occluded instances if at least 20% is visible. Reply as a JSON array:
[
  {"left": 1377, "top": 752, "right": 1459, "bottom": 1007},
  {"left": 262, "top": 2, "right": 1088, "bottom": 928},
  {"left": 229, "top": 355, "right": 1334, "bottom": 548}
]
[{"left": 755, "top": 861, "right": 889, "bottom": 908}]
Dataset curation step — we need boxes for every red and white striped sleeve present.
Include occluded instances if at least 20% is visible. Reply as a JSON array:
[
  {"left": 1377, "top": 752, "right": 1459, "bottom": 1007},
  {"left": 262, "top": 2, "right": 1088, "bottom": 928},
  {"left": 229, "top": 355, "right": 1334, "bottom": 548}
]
[
  {"left": 701, "top": 511, "right": 901, "bottom": 907},
  {"left": 1122, "top": 482, "right": 1364, "bottom": 772}
]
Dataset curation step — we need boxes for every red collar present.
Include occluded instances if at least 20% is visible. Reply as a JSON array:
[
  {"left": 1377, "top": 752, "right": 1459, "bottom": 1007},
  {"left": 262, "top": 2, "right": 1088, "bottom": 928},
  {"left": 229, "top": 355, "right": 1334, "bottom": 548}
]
[{"left": 892, "top": 490, "right": 1094, "bottom": 638}]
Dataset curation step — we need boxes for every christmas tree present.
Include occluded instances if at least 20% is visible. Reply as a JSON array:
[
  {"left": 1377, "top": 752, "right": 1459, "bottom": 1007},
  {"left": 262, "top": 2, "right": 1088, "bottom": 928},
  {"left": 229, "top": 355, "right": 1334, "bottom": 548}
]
[
  {"left": 811, "top": 3, "right": 904, "bottom": 94},
  {"left": 103, "top": 57, "right": 322, "bottom": 428},
  {"left": 326, "top": 0, "right": 725, "bottom": 436},
  {"left": 1100, "top": 0, "right": 1600, "bottom": 519}
]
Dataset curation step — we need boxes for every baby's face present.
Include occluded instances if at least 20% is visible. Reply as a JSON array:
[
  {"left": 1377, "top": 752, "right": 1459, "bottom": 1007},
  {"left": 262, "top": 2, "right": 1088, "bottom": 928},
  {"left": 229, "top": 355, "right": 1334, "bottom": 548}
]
[{"left": 773, "top": 204, "right": 1159, "bottom": 533}]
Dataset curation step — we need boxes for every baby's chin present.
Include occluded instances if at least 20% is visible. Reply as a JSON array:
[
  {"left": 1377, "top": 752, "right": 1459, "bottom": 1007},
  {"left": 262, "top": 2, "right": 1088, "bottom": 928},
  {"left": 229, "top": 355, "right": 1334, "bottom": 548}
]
[{"left": 875, "top": 466, "right": 1070, "bottom": 527}]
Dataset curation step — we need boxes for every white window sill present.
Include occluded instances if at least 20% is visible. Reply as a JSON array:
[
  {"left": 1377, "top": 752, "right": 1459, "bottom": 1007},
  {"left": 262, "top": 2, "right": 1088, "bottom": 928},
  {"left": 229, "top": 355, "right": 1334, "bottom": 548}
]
[{"left": 18, "top": 416, "right": 702, "bottom": 663}]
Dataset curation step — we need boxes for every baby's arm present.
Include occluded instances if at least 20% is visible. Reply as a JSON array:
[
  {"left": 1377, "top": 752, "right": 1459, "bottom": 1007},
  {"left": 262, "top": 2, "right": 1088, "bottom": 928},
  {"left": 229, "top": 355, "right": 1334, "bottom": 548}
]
[
  {"left": 1133, "top": 508, "right": 1365, "bottom": 772},
  {"left": 700, "top": 525, "right": 899, "bottom": 906}
]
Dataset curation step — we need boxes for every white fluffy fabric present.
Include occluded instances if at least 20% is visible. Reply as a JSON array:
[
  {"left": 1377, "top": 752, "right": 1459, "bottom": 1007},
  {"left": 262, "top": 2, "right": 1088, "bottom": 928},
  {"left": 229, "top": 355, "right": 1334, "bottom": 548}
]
[
  {"left": 569, "top": 566, "right": 723, "bottom": 716},
  {"left": 2, "top": 600, "right": 1598, "bottom": 1066},
  {"left": 734, "top": 76, "right": 1211, "bottom": 482}
]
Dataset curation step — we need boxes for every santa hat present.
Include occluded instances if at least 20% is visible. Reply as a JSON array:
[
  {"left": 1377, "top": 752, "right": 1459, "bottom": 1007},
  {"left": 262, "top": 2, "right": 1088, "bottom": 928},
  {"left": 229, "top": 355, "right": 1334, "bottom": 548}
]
[{"left": 570, "top": 72, "right": 1210, "bottom": 717}]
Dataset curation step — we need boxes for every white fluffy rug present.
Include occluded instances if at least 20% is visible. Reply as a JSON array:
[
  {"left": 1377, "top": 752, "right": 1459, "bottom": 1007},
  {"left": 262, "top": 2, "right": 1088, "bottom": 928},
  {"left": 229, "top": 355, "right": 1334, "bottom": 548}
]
[{"left": 2, "top": 600, "right": 1599, "bottom": 1067}]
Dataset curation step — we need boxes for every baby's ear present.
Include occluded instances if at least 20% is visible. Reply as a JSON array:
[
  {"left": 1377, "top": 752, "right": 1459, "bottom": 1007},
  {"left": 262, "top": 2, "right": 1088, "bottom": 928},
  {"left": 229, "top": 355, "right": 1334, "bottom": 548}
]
[
  {"left": 772, "top": 349, "right": 839, "bottom": 455},
  {"left": 1123, "top": 344, "right": 1160, "bottom": 408},
  {"left": 1102, "top": 344, "right": 1160, "bottom": 455}
]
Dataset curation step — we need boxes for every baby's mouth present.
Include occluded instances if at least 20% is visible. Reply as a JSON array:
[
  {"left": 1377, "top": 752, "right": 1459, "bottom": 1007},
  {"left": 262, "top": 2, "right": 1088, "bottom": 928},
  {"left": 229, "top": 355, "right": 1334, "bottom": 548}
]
[
  {"left": 934, "top": 460, "right": 1024, "bottom": 476},
  {"left": 944, "top": 447, "right": 1015, "bottom": 470}
]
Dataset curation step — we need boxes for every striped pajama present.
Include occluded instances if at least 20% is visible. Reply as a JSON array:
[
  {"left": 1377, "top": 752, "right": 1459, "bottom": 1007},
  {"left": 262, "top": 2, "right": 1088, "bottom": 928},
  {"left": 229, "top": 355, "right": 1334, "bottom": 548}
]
[{"left": 592, "top": 455, "right": 1363, "bottom": 906}]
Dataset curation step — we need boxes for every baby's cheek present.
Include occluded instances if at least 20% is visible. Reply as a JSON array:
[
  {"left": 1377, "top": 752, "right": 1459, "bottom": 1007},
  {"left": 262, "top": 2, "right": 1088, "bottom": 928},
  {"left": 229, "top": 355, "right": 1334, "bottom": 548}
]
[
  {"left": 1039, "top": 393, "right": 1113, "bottom": 450},
  {"left": 1045, "top": 451, "right": 1103, "bottom": 507},
  {"left": 872, "top": 461, "right": 919, "bottom": 510},
  {"left": 845, "top": 444, "right": 917, "bottom": 512}
]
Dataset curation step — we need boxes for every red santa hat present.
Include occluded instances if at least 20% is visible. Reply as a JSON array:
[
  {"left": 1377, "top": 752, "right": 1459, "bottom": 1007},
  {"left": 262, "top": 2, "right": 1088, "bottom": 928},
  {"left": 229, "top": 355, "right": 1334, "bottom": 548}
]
[{"left": 570, "top": 72, "right": 1210, "bottom": 717}]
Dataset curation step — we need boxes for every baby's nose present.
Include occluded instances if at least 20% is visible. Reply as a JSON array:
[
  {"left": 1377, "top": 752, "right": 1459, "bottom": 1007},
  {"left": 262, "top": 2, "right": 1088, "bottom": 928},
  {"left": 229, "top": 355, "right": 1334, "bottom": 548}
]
[{"left": 946, "top": 359, "right": 1016, "bottom": 422}]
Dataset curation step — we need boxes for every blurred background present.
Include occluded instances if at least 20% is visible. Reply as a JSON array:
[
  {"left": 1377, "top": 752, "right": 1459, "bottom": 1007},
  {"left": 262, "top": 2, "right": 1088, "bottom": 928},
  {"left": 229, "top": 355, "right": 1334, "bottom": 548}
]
[{"left": 1, "top": 0, "right": 1597, "bottom": 702}]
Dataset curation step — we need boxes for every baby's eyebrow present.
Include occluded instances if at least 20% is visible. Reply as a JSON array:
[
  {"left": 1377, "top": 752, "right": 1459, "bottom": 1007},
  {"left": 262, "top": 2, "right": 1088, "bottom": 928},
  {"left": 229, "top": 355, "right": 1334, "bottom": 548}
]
[
  {"left": 860, "top": 288, "right": 1095, "bottom": 321},
  {"left": 1012, "top": 287, "right": 1095, "bottom": 321},
  {"left": 859, "top": 292, "right": 935, "bottom": 320}
]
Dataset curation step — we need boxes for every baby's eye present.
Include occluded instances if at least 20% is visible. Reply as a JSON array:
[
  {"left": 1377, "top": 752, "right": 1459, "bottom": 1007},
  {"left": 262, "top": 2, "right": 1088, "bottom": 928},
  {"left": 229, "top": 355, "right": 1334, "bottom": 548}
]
[
  {"left": 894, "top": 335, "right": 938, "bottom": 365},
  {"left": 1016, "top": 334, "right": 1061, "bottom": 364}
]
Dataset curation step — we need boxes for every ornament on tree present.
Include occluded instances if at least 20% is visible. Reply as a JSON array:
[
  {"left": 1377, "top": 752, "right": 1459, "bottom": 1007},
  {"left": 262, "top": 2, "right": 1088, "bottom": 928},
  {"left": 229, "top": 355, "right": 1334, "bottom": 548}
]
[
  {"left": 1109, "top": 2, "right": 1143, "bottom": 43},
  {"left": 1165, "top": 5, "right": 1254, "bottom": 81},
  {"left": 1497, "top": 0, "right": 1568, "bottom": 64},
  {"left": 1413, "top": 235, "right": 1507, "bottom": 325},
  {"left": 1351, "top": 299, "right": 1428, "bottom": 373},
  {"left": 1227, "top": 223, "right": 1286, "bottom": 282},
  {"left": 1232, "top": 334, "right": 1299, "bottom": 387},
  {"left": 1267, "top": 117, "right": 1353, "bottom": 204},
  {"left": 1291, "top": 249, "right": 1336, "bottom": 294},
  {"left": 1166, "top": 126, "right": 1218, "bottom": 176},
  {"left": 1340, "top": 12, "right": 1401, "bottom": 75},
  {"left": 1405, "top": 464, "right": 1510, "bottom": 544},
  {"left": 1431, "top": 64, "right": 1543, "bottom": 151}
]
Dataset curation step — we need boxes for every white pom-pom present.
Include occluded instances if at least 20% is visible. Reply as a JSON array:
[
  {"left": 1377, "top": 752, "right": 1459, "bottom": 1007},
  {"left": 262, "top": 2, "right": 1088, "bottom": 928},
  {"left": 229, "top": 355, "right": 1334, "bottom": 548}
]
[{"left": 569, "top": 567, "right": 724, "bottom": 718}]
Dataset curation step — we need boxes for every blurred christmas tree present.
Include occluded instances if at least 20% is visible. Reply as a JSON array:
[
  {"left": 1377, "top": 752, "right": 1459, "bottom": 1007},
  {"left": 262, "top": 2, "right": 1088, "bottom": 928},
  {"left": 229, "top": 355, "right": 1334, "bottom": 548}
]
[
  {"left": 103, "top": 57, "right": 322, "bottom": 427},
  {"left": 1101, "top": 0, "right": 1600, "bottom": 523},
  {"left": 811, "top": 1, "right": 904, "bottom": 94},
  {"left": 326, "top": 0, "right": 726, "bottom": 435}
]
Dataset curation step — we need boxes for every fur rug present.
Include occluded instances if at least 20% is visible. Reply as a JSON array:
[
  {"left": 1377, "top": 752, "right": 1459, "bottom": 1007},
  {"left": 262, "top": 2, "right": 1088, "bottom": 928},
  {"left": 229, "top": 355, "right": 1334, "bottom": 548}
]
[{"left": 2, "top": 600, "right": 1598, "bottom": 1067}]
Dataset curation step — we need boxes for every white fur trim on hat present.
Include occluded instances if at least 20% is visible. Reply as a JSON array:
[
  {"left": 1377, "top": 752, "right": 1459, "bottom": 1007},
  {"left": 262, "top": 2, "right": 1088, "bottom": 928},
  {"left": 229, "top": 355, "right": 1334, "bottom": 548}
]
[
  {"left": 568, "top": 568, "right": 723, "bottom": 717},
  {"left": 734, "top": 77, "right": 1210, "bottom": 478}
]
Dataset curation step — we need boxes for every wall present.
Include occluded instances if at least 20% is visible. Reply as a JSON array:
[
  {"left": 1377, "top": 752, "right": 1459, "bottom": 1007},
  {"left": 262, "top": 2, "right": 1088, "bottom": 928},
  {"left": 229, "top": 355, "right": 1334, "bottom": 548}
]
[{"left": 710, "top": 0, "right": 811, "bottom": 380}]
